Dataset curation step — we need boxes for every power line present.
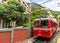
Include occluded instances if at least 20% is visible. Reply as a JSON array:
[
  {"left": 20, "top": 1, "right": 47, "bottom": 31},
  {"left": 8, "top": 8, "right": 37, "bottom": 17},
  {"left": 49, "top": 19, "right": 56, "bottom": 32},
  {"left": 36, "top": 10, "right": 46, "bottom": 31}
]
[
  {"left": 41, "top": 0, "right": 53, "bottom": 4},
  {"left": 57, "top": 3, "right": 60, "bottom": 7},
  {"left": 41, "top": 0, "right": 60, "bottom": 7}
]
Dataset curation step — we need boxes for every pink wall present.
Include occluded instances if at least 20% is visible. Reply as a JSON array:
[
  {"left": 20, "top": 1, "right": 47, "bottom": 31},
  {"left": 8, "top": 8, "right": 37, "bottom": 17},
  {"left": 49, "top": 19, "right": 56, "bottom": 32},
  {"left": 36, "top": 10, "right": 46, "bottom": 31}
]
[
  {"left": 0, "top": 27, "right": 28, "bottom": 43},
  {"left": 0, "top": 31, "right": 11, "bottom": 43},
  {"left": 13, "top": 29, "right": 28, "bottom": 43}
]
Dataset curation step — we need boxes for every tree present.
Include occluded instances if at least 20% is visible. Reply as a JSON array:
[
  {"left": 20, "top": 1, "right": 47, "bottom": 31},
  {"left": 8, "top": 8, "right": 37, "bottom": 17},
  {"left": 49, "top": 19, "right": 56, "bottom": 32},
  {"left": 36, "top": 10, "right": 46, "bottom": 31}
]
[
  {"left": 22, "top": 8, "right": 43, "bottom": 26},
  {"left": 23, "top": 8, "right": 52, "bottom": 26},
  {"left": 0, "top": 0, "right": 26, "bottom": 27},
  {"left": 50, "top": 10, "right": 60, "bottom": 18},
  {"left": 6, "top": 0, "right": 25, "bottom": 20},
  {"left": 30, "top": 8, "right": 43, "bottom": 25}
]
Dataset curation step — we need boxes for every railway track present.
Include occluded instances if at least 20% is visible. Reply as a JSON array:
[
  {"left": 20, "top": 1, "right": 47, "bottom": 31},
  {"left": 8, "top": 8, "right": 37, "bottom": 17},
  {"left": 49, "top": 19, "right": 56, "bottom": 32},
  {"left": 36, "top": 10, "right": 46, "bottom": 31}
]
[
  {"left": 33, "top": 37, "right": 49, "bottom": 43},
  {"left": 33, "top": 29, "right": 60, "bottom": 43}
]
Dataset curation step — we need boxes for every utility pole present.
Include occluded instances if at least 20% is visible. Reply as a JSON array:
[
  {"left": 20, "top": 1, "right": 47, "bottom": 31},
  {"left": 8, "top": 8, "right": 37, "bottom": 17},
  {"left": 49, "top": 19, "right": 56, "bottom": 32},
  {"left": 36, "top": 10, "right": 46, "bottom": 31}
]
[{"left": 28, "top": 0, "right": 32, "bottom": 38}]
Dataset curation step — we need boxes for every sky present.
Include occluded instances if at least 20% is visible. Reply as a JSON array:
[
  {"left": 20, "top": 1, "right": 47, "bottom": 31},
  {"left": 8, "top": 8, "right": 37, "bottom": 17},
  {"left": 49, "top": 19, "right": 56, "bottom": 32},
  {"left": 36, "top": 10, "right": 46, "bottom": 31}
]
[
  {"left": 24, "top": 0, "right": 60, "bottom": 11},
  {"left": 0, "top": 0, "right": 2, "bottom": 3}
]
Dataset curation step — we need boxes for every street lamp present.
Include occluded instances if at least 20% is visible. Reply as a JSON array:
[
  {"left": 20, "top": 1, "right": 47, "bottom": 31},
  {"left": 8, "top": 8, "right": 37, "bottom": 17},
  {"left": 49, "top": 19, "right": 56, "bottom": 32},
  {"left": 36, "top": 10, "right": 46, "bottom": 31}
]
[{"left": 28, "top": 0, "right": 32, "bottom": 38}]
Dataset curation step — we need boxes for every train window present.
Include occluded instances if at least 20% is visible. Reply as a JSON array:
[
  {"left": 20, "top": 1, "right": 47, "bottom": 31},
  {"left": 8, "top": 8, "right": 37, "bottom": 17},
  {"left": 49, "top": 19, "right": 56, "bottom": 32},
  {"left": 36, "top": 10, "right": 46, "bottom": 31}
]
[
  {"left": 34, "top": 21, "right": 40, "bottom": 27},
  {"left": 41, "top": 20, "right": 48, "bottom": 27}
]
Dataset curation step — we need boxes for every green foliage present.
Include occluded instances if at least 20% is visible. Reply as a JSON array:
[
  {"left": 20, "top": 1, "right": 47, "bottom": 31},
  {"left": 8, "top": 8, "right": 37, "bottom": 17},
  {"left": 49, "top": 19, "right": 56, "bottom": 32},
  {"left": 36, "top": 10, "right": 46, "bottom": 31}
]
[
  {"left": 31, "top": 8, "right": 42, "bottom": 18},
  {"left": 0, "top": 0, "right": 26, "bottom": 26},
  {"left": 23, "top": 8, "right": 56, "bottom": 26},
  {"left": 22, "top": 14, "right": 29, "bottom": 26},
  {"left": 1, "top": 0, "right": 59, "bottom": 27},
  {"left": 0, "top": 4, "right": 6, "bottom": 18},
  {"left": 8, "top": 0, "right": 25, "bottom": 12},
  {"left": 50, "top": 10, "right": 60, "bottom": 18},
  {"left": 23, "top": 8, "right": 43, "bottom": 26},
  {"left": 0, "top": 0, "right": 25, "bottom": 21},
  {"left": 30, "top": 8, "right": 42, "bottom": 25}
]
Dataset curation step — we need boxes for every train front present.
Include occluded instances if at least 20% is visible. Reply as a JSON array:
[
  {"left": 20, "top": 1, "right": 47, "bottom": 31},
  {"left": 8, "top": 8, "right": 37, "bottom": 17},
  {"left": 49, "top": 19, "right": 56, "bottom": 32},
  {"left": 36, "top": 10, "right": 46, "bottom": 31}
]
[{"left": 33, "top": 18, "right": 52, "bottom": 38}]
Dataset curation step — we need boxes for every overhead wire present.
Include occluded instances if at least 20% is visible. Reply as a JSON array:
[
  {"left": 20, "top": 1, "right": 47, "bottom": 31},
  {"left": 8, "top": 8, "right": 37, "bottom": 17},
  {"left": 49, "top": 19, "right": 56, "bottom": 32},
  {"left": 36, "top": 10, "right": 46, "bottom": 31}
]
[{"left": 40, "top": 0, "right": 60, "bottom": 7}]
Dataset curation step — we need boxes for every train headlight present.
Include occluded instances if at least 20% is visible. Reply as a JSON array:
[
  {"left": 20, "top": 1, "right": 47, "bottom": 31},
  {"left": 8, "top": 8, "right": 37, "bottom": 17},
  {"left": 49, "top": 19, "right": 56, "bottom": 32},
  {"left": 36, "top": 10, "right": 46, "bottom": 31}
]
[
  {"left": 33, "top": 28, "right": 36, "bottom": 31},
  {"left": 38, "top": 34, "right": 42, "bottom": 36}
]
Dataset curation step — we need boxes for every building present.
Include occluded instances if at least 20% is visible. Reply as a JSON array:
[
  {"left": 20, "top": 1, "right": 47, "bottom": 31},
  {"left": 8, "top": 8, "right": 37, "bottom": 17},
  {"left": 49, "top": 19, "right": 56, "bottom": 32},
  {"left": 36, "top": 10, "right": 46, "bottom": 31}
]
[{"left": 19, "top": 0, "right": 30, "bottom": 14}]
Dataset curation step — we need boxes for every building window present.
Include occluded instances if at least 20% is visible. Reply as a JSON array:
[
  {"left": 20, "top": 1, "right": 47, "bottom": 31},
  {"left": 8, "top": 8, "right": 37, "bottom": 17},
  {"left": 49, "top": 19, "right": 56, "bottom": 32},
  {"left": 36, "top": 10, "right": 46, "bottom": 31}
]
[{"left": 23, "top": 2, "right": 27, "bottom": 6}]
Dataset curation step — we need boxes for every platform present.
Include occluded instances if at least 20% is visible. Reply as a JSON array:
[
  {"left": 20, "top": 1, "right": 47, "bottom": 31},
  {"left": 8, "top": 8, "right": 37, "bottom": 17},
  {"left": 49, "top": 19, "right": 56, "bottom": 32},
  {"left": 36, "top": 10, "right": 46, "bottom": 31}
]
[
  {"left": 57, "top": 34, "right": 60, "bottom": 43},
  {"left": 18, "top": 37, "right": 35, "bottom": 43},
  {"left": 57, "top": 38, "right": 60, "bottom": 43}
]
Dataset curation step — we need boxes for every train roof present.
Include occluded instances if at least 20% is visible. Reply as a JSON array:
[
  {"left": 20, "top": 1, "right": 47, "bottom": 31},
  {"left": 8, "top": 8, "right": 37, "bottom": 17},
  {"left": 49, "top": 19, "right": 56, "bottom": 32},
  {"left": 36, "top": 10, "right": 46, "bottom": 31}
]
[
  {"left": 34, "top": 19, "right": 40, "bottom": 21},
  {"left": 34, "top": 18, "right": 51, "bottom": 20},
  {"left": 41, "top": 18, "right": 51, "bottom": 20},
  {"left": 34, "top": 18, "right": 58, "bottom": 23}
]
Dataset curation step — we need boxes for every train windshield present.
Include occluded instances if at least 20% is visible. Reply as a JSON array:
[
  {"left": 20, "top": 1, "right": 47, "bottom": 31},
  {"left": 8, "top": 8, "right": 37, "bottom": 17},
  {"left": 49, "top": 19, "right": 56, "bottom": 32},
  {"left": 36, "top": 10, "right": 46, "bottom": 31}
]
[
  {"left": 34, "top": 21, "right": 40, "bottom": 27},
  {"left": 41, "top": 20, "right": 48, "bottom": 27}
]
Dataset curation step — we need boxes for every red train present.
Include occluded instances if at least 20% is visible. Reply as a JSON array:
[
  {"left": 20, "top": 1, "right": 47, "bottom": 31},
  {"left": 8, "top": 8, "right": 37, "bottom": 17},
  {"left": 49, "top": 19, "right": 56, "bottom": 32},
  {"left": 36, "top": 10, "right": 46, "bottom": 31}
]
[{"left": 32, "top": 17, "right": 58, "bottom": 38}]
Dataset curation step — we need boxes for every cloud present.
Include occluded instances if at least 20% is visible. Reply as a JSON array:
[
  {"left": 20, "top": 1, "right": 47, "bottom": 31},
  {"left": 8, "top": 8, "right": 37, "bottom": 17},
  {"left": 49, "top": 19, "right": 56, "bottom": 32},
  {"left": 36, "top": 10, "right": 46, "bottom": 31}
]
[
  {"left": 24, "top": 0, "right": 30, "bottom": 2},
  {"left": 41, "top": 0, "right": 60, "bottom": 11},
  {"left": 0, "top": 0, "right": 2, "bottom": 3},
  {"left": 24, "top": 0, "right": 60, "bottom": 11}
]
